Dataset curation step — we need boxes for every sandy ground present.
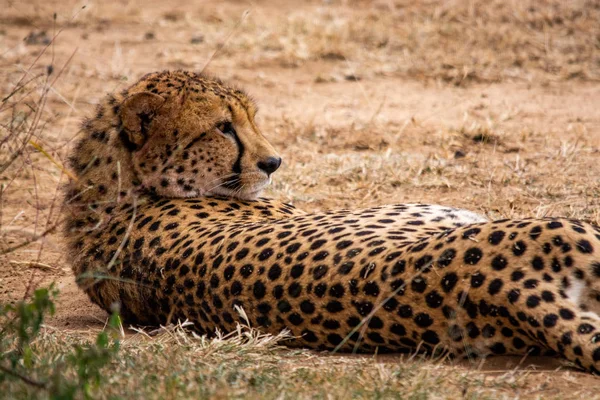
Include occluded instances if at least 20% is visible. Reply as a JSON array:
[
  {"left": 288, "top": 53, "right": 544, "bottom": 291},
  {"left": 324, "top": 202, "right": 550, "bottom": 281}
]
[{"left": 2, "top": 0, "right": 600, "bottom": 395}]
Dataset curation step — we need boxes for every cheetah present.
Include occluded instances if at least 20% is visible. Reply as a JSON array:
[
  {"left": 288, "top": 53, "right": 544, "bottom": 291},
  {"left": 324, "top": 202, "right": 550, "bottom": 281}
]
[{"left": 64, "top": 70, "right": 600, "bottom": 374}]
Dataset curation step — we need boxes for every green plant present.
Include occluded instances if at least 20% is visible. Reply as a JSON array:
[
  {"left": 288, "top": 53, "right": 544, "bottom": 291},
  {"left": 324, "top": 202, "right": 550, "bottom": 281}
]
[{"left": 0, "top": 286, "right": 120, "bottom": 399}]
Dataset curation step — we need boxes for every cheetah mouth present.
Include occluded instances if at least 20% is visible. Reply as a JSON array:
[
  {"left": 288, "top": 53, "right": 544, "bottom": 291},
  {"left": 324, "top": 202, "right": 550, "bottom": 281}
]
[
  {"left": 208, "top": 176, "right": 270, "bottom": 200},
  {"left": 208, "top": 185, "right": 266, "bottom": 200},
  {"left": 208, "top": 172, "right": 270, "bottom": 200}
]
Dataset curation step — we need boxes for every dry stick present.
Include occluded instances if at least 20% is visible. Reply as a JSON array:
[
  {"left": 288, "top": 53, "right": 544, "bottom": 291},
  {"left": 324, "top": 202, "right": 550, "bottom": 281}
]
[
  {"left": 50, "top": 12, "right": 57, "bottom": 78},
  {"left": 0, "top": 183, "right": 3, "bottom": 234},
  {"left": 12, "top": 79, "right": 51, "bottom": 182},
  {"left": 83, "top": 197, "right": 138, "bottom": 290},
  {"left": 1, "top": 5, "right": 86, "bottom": 107},
  {"left": 29, "top": 140, "right": 77, "bottom": 181},
  {"left": 6, "top": 43, "right": 83, "bottom": 296},
  {"left": 33, "top": 113, "right": 73, "bottom": 262},
  {"left": 0, "top": 111, "right": 36, "bottom": 175},
  {"left": 18, "top": 66, "right": 78, "bottom": 112},
  {"left": 0, "top": 73, "right": 45, "bottom": 106},
  {"left": 4, "top": 0, "right": 45, "bottom": 31},
  {"left": 22, "top": 75, "right": 50, "bottom": 250},
  {"left": 0, "top": 158, "right": 27, "bottom": 195},
  {"left": 21, "top": 151, "right": 42, "bottom": 300},
  {"left": 342, "top": 57, "right": 379, "bottom": 125},
  {"left": 9, "top": 260, "right": 59, "bottom": 271},
  {"left": 0, "top": 364, "right": 47, "bottom": 389},
  {"left": 0, "top": 222, "right": 60, "bottom": 256},
  {"left": 116, "top": 161, "right": 122, "bottom": 203},
  {"left": 200, "top": 8, "right": 251, "bottom": 74},
  {"left": 35, "top": 169, "right": 65, "bottom": 264},
  {"left": 27, "top": 152, "right": 41, "bottom": 237},
  {"left": 18, "top": 46, "right": 79, "bottom": 113},
  {"left": 36, "top": 55, "right": 86, "bottom": 160},
  {"left": 0, "top": 74, "right": 43, "bottom": 116},
  {"left": 1, "top": 103, "right": 34, "bottom": 143},
  {"left": 58, "top": 81, "right": 83, "bottom": 139}
]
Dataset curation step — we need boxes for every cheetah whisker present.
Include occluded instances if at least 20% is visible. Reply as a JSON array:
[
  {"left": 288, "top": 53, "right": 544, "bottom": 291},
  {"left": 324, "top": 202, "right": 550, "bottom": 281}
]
[
  {"left": 204, "top": 175, "right": 241, "bottom": 194},
  {"left": 203, "top": 173, "right": 238, "bottom": 190}
]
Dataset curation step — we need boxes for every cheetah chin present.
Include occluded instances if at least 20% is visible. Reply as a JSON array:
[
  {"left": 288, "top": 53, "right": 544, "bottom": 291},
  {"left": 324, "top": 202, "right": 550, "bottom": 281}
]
[
  {"left": 63, "top": 70, "right": 600, "bottom": 375},
  {"left": 207, "top": 175, "right": 271, "bottom": 200}
]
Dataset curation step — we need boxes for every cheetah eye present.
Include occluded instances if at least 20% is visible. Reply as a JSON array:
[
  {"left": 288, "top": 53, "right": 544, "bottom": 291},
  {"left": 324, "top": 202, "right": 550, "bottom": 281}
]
[{"left": 216, "top": 121, "right": 236, "bottom": 136}]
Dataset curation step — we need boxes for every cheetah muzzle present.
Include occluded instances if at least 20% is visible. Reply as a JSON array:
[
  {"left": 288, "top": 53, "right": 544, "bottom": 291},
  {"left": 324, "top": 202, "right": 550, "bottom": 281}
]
[{"left": 63, "top": 70, "right": 600, "bottom": 375}]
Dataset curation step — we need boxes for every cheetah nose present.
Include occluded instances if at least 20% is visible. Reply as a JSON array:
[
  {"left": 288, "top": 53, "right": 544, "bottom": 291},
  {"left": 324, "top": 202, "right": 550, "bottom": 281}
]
[{"left": 257, "top": 157, "right": 282, "bottom": 175}]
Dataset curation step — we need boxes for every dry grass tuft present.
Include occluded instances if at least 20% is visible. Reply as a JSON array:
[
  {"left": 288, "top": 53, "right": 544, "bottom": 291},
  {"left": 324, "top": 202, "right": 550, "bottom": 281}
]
[
  {"left": 11, "top": 321, "right": 595, "bottom": 399},
  {"left": 227, "top": 0, "right": 600, "bottom": 85}
]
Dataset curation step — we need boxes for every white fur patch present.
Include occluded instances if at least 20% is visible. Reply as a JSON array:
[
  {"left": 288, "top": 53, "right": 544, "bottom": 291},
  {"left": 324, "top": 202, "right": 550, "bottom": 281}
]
[
  {"left": 401, "top": 204, "right": 488, "bottom": 226},
  {"left": 449, "top": 209, "right": 489, "bottom": 224},
  {"left": 565, "top": 279, "right": 585, "bottom": 305}
]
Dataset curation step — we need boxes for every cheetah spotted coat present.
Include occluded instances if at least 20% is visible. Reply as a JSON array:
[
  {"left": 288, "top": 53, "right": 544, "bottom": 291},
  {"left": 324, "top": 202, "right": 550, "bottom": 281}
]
[{"left": 64, "top": 71, "right": 600, "bottom": 374}]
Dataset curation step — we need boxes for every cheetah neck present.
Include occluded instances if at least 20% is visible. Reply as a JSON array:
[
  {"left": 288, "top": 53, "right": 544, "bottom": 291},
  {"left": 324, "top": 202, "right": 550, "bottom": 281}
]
[{"left": 63, "top": 105, "right": 143, "bottom": 234}]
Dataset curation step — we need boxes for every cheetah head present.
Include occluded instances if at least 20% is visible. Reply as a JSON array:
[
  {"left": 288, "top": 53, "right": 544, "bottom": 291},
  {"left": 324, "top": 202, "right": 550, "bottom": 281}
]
[{"left": 119, "top": 76, "right": 281, "bottom": 200}]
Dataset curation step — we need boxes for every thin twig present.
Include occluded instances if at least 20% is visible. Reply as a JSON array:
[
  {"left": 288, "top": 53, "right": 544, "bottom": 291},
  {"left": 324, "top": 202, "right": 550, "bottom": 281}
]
[
  {"left": 0, "top": 223, "right": 60, "bottom": 256},
  {"left": 0, "top": 364, "right": 47, "bottom": 389},
  {"left": 9, "top": 260, "right": 59, "bottom": 271},
  {"left": 200, "top": 8, "right": 251, "bottom": 74}
]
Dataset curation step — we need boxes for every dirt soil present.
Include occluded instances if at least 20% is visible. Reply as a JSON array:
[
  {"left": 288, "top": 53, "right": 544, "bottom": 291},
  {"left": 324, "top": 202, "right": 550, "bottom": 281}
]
[{"left": 2, "top": 0, "right": 600, "bottom": 397}]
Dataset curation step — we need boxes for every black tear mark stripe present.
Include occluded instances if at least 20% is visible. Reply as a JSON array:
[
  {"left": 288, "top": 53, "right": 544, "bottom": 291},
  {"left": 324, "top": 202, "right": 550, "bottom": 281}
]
[
  {"left": 224, "top": 129, "right": 244, "bottom": 190},
  {"left": 231, "top": 128, "right": 244, "bottom": 174},
  {"left": 225, "top": 97, "right": 259, "bottom": 187}
]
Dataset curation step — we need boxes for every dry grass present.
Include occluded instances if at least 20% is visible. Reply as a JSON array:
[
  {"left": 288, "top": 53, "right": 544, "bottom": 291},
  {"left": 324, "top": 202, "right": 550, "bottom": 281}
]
[
  {"left": 233, "top": 0, "right": 600, "bottom": 85},
  {"left": 8, "top": 322, "right": 598, "bottom": 399},
  {"left": 2, "top": 0, "right": 600, "bottom": 398},
  {"left": 2, "top": 0, "right": 599, "bottom": 85}
]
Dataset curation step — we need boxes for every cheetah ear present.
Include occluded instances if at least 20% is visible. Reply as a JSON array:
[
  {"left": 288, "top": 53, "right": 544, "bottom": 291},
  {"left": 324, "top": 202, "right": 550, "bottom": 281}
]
[{"left": 119, "top": 92, "right": 166, "bottom": 150}]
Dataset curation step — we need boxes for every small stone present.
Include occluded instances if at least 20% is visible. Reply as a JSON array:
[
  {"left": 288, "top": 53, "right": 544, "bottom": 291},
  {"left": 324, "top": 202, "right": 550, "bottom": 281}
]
[
  {"left": 25, "top": 31, "right": 51, "bottom": 46},
  {"left": 454, "top": 150, "right": 466, "bottom": 159},
  {"left": 190, "top": 34, "right": 204, "bottom": 44}
]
